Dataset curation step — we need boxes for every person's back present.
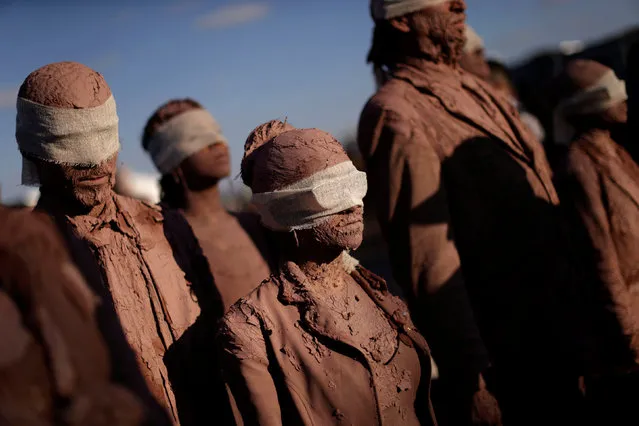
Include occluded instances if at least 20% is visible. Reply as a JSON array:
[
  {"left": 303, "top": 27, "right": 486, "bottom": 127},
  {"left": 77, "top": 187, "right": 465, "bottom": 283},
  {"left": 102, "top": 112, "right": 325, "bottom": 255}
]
[
  {"left": 358, "top": 1, "right": 584, "bottom": 424},
  {"left": 0, "top": 206, "right": 148, "bottom": 426}
]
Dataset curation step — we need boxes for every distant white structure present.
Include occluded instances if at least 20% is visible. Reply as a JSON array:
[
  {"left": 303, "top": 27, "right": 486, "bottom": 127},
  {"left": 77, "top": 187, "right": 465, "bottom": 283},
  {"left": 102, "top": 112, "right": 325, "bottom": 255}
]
[
  {"left": 115, "top": 166, "right": 161, "bottom": 204},
  {"left": 559, "top": 40, "right": 585, "bottom": 56}
]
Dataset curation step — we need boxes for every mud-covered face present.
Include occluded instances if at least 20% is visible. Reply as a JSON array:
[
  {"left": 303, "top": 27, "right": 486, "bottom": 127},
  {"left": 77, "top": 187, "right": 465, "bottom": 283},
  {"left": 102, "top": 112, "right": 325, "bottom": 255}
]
[
  {"left": 407, "top": 0, "right": 467, "bottom": 61},
  {"left": 295, "top": 206, "right": 364, "bottom": 253},
  {"left": 602, "top": 100, "right": 628, "bottom": 125},
  {"left": 36, "top": 154, "right": 117, "bottom": 209},
  {"left": 178, "top": 142, "right": 231, "bottom": 190}
]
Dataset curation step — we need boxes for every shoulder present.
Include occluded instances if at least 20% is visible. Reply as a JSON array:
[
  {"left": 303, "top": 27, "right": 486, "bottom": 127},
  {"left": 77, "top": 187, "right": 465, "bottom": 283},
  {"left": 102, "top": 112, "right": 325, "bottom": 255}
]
[
  {"left": 218, "top": 277, "right": 280, "bottom": 360},
  {"left": 114, "top": 194, "right": 164, "bottom": 223},
  {"left": 361, "top": 81, "right": 423, "bottom": 127},
  {"left": 567, "top": 132, "right": 605, "bottom": 171},
  {"left": 220, "top": 276, "right": 280, "bottom": 324}
]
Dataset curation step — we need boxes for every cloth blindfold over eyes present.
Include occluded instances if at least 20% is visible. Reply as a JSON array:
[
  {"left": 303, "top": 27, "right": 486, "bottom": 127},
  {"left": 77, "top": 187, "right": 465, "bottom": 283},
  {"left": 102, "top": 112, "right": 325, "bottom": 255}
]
[{"left": 251, "top": 161, "right": 368, "bottom": 232}]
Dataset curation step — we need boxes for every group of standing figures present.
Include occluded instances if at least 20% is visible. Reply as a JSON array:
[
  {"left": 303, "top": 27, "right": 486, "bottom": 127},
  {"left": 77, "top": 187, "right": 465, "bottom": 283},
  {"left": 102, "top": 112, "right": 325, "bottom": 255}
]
[{"left": 2, "top": 0, "right": 639, "bottom": 425}]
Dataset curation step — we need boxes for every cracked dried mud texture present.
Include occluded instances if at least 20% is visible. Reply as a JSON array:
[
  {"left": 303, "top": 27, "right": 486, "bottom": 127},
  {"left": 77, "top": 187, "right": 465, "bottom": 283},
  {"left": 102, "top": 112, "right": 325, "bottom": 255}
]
[
  {"left": 305, "top": 271, "right": 421, "bottom": 422},
  {"left": 244, "top": 124, "right": 347, "bottom": 193},
  {"left": 0, "top": 207, "right": 144, "bottom": 426},
  {"left": 359, "top": 5, "right": 582, "bottom": 422},
  {"left": 246, "top": 123, "right": 364, "bottom": 250},
  {"left": 23, "top": 62, "right": 221, "bottom": 425},
  {"left": 219, "top": 122, "right": 424, "bottom": 425},
  {"left": 19, "top": 61, "right": 112, "bottom": 108},
  {"left": 218, "top": 261, "right": 424, "bottom": 425}
]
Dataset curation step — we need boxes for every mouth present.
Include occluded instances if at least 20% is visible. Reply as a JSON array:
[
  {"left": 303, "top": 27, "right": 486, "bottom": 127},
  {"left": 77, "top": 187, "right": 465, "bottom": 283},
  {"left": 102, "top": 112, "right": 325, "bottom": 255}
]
[
  {"left": 453, "top": 15, "right": 466, "bottom": 29},
  {"left": 336, "top": 216, "right": 363, "bottom": 229},
  {"left": 213, "top": 151, "right": 230, "bottom": 162},
  {"left": 78, "top": 175, "right": 109, "bottom": 186}
]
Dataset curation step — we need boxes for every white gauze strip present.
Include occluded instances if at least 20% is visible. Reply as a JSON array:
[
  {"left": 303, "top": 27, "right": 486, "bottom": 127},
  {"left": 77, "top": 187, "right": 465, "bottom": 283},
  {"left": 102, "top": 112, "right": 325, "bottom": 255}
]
[
  {"left": 553, "top": 70, "right": 628, "bottom": 145},
  {"left": 16, "top": 95, "right": 120, "bottom": 186},
  {"left": 371, "top": 0, "right": 450, "bottom": 21},
  {"left": 146, "top": 109, "right": 227, "bottom": 175},
  {"left": 464, "top": 25, "right": 484, "bottom": 54},
  {"left": 251, "top": 161, "right": 368, "bottom": 232}
]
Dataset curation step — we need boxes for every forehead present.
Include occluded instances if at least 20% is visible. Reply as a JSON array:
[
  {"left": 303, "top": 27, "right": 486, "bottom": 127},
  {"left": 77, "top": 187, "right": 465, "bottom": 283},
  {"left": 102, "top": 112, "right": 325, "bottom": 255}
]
[
  {"left": 272, "top": 130, "right": 348, "bottom": 172},
  {"left": 251, "top": 129, "right": 349, "bottom": 192}
]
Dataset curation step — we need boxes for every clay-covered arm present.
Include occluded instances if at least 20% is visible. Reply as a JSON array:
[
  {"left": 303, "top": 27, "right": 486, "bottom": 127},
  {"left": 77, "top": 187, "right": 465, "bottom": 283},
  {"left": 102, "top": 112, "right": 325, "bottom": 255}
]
[
  {"left": 565, "top": 150, "right": 624, "bottom": 287},
  {"left": 359, "top": 108, "right": 490, "bottom": 385},
  {"left": 217, "top": 305, "right": 282, "bottom": 426},
  {"left": 563, "top": 148, "right": 631, "bottom": 369}
]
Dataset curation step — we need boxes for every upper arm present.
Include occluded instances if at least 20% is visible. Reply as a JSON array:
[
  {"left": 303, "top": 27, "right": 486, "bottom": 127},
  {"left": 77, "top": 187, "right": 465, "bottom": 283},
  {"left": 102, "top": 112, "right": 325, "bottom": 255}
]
[
  {"left": 565, "top": 151, "right": 612, "bottom": 246},
  {"left": 358, "top": 105, "right": 489, "bottom": 379},
  {"left": 217, "top": 304, "right": 282, "bottom": 426},
  {"left": 361, "top": 106, "right": 460, "bottom": 295},
  {"left": 564, "top": 150, "right": 619, "bottom": 275}
]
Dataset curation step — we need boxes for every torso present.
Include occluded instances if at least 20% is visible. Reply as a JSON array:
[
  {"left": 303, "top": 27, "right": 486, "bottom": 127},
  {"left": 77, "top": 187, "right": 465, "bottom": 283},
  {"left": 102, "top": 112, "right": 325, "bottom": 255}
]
[
  {"left": 307, "top": 274, "right": 421, "bottom": 425},
  {"left": 220, "top": 261, "right": 424, "bottom": 426},
  {"left": 185, "top": 210, "right": 271, "bottom": 311},
  {"left": 361, "top": 62, "right": 576, "bottom": 369},
  {"left": 567, "top": 131, "right": 639, "bottom": 372},
  {"left": 59, "top": 195, "right": 202, "bottom": 424}
]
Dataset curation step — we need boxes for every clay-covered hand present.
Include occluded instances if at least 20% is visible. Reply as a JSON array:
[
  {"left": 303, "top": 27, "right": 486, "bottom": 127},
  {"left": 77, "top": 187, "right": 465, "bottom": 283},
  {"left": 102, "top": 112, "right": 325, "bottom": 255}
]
[{"left": 470, "top": 374, "right": 502, "bottom": 426}]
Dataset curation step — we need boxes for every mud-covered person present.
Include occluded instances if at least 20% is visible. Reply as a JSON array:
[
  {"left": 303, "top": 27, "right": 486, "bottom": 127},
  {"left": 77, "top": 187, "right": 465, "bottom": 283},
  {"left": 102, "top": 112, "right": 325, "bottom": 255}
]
[
  {"left": 487, "top": 60, "right": 546, "bottom": 143},
  {"left": 0, "top": 206, "right": 151, "bottom": 426},
  {"left": 627, "top": 42, "right": 639, "bottom": 159},
  {"left": 554, "top": 60, "right": 639, "bottom": 425},
  {"left": 459, "top": 25, "right": 490, "bottom": 81},
  {"left": 358, "top": 0, "right": 586, "bottom": 424},
  {"left": 14, "top": 61, "right": 224, "bottom": 425},
  {"left": 142, "top": 99, "right": 272, "bottom": 311},
  {"left": 217, "top": 120, "right": 438, "bottom": 426}
]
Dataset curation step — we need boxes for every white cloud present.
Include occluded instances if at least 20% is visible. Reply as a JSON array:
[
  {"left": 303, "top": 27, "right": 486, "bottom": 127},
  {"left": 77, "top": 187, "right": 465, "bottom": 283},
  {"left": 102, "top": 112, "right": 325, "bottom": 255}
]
[
  {"left": 195, "top": 2, "right": 269, "bottom": 30},
  {"left": 0, "top": 88, "right": 17, "bottom": 109}
]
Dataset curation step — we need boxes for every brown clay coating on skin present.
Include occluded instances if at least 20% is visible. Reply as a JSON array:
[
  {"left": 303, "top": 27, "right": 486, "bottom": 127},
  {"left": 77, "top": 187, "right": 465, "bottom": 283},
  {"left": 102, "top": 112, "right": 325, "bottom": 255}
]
[
  {"left": 241, "top": 119, "right": 295, "bottom": 187},
  {"left": 556, "top": 60, "right": 628, "bottom": 129},
  {"left": 367, "top": 2, "right": 466, "bottom": 69},
  {"left": 243, "top": 121, "right": 363, "bottom": 258},
  {"left": 144, "top": 102, "right": 271, "bottom": 312},
  {"left": 247, "top": 127, "right": 349, "bottom": 193},
  {"left": 19, "top": 62, "right": 116, "bottom": 212},
  {"left": 0, "top": 207, "right": 145, "bottom": 426},
  {"left": 23, "top": 62, "right": 218, "bottom": 423},
  {"left": 557, "top": 59, "right": 610, "bottom": 99},
  {"left": 141, "top": 98, "right": 203, "bottom": 151},
  {"left": 18, "top": 61, "right": 111, "bottom": 108}
]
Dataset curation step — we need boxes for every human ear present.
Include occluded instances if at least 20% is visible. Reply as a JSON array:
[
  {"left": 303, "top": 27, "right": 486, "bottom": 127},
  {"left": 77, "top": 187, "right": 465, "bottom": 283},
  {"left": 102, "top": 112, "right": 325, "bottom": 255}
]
[{"left": 389, "top": 16, "right": 410, "bottom": 33}]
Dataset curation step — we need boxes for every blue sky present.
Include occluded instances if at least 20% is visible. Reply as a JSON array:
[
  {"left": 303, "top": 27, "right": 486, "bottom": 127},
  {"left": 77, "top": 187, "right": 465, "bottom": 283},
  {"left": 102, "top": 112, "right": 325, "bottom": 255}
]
[{"left": 0, "top": 0, "right": 637, "bottom": 201}]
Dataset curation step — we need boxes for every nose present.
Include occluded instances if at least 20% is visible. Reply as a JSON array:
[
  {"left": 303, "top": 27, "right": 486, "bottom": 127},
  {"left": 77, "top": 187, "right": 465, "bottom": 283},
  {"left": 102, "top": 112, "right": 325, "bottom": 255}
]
[{"left": 450, "top": 0, "right": 466, "bottom": 13}]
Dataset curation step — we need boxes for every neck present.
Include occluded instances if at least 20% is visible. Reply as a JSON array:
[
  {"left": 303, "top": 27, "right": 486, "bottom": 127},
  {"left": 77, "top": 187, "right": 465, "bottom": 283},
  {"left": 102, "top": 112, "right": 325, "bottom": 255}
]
[
  {"left": 397, "top": 51, "right": 460, "bottom": 73},
  {"left": 183, "top": 183, "right": 225, "bottom": 218},
  {"left": 37, "top": 188, "right": 113, "bottom": 218},
  {"left": 282, "top": 242, "right": 346, "bottom": 285},
  {"left": 296, "top": 251, "right": 346, "bottom": 286}
]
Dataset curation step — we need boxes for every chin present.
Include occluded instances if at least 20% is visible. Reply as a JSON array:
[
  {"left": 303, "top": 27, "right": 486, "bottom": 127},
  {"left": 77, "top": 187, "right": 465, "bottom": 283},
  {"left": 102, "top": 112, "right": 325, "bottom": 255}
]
[
  {"left": 74, "top": 185, "right": 113, "bottom": 208},
  {"left": 338, "top": 229, "right": 364, "bottom": 252}
]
